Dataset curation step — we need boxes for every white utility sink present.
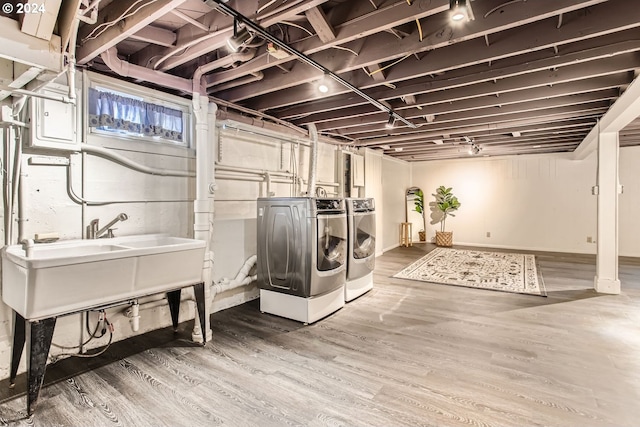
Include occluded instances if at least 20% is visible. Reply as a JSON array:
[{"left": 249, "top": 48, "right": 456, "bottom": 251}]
[{"left": 2, "top": 234, "right": 206, "bottom": 320}]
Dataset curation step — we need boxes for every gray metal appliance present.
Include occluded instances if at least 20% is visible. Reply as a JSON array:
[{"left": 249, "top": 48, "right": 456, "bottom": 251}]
[
  {"left": 345, "top": 198, "right": 376, "bottom": 301},
  {"left": 257, "top": 197, "right": 347, "bottom": 323}
]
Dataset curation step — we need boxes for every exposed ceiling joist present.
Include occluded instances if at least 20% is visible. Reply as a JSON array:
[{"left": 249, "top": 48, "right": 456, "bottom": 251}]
[
  {"left": 76, "top": 0, "right": 188, "bottom": 64},
  {"left": 0, "top": 16, "right": 62, "bottom": 71},
  {"left": 235, "top": 0, "right": 640, "bottom": 109},
  {"left": 304, "top": 6, "right": 335, "bottom": 43}
]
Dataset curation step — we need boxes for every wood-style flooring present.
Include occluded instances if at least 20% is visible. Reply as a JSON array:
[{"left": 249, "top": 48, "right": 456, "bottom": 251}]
[{"left": 1, "top": 243, "right": 639, "bottom": 426}]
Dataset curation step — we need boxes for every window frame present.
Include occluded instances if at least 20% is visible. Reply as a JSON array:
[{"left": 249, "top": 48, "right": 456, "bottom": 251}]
[{"left": 83, "top": 71, "right": 194, "bottom": 157}]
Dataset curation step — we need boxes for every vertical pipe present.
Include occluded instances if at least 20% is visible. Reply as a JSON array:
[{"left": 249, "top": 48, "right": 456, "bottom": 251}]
[
  {"left": 191, "top": 94, "right": 216, "bottom": 343},
  {"left": 307, "top": 123, "right": 318, "bottom": 197},
  {"left": 3, "top": 128, "right": 11, "bottom": 245}
]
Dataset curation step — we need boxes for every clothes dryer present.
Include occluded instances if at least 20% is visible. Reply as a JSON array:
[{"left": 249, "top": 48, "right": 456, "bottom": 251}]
[
  {"left": 257, "top": 197, "right": 346, "bottom": 323},
  {"left": 345, "top": 198, "right": 375, "bottom": 301}
]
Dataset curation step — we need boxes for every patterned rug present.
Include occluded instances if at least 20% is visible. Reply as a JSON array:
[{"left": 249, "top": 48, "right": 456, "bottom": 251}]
[{"left": 394, "top": 248, "right": 546, "bottom": 296}]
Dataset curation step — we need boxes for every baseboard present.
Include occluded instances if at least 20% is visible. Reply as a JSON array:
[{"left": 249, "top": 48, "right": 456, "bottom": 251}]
[{"left": 454, "top": 241, "right": 598, "bottom": 256}]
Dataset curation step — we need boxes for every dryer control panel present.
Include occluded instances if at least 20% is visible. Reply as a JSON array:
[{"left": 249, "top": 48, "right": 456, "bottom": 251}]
[
  {"left": 315, "top": 198, "right": 345, "bottom": 214},
  {"left": 351, "top": 198, "right": 375, "bottom": 212}
]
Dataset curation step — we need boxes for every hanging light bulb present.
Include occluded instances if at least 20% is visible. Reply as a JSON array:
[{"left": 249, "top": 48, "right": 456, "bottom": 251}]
[
  {"left": 317, "top": 73, "right": 329, "bottom": 93},
  {"left": 450, "top": 0, "right": 468, "bottom": 21}
]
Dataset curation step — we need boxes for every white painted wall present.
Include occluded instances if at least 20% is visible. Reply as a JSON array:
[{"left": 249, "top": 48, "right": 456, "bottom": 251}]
[
  {"left": 381, "top": 155, "right": 412, "bottom": 252},
  {"left": 618, "top": 145, "right": 640, "bottom": 256},
  {"left": 209, "top": 120, "right": 339, "bottom": 312},
  {"left": 364, "top": 149, "right": 383, "bottom": 255},
  {"left": 411, "top": 147, "right": 640, "bottom": 256},
  {"left": 0, "top": 74, "right": 197, "bottom": 380}
]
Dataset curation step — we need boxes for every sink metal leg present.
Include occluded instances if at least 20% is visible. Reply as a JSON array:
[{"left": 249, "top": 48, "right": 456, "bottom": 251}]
[
  {"left": 26, "top": 317, "right": 56, "bottom": 416},
  {"left": 9, "top": 311, "right": 26, "bottom": 388},
  {"left": 193, "top": 282, "right": 206, "bottom": 345},
  {"left": 166, "top": 289, "right": 181, "bottom": 331}
]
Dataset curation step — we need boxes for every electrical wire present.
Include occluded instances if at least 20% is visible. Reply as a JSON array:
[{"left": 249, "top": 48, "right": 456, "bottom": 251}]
[
  {"left": 331, "top": 45, "right": 358, "bottom": 56},
  {"left": 51, "top": 312, "right": 103, "bottom": 350},
  {"left": 82, "top": 0, "right": 158, "bottom": 43},
  {"left": 52, "top": 314, "right": 114, "bottom": 360},
  {"left": 416, "top": 18, "right": 423, "bottom": 41},
  {"left": 363, "top": 53, "right": 412, "bottom": 77},
  {"left": 280, "top": 21, "right": 314, "bottom": 36}
]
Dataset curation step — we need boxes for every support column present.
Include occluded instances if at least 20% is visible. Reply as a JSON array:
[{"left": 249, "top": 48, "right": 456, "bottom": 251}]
[{"left": 594, "top": 131, "right": 621, "bottom": 294}]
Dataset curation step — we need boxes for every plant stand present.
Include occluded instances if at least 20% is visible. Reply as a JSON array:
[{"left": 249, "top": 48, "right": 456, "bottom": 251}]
[{"left": 435, "top": 231, "right": 453, "bottom": 247}]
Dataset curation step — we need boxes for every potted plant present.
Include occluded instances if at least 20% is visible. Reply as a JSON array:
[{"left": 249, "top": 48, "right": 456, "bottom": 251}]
[
  {"left": 432, "top": 186, "right": 461, "bottom": 247},
  {"left": 413, "top": 189, "right": 427, "bottom": 241}
]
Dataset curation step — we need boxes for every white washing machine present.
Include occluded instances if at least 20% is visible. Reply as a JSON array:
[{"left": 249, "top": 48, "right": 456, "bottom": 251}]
[
  {"left": 256, "top": 197, "right": 347, "bottom": 324},
  {"left": 345, "top": 198, "right": 375, "bottom": 301}
]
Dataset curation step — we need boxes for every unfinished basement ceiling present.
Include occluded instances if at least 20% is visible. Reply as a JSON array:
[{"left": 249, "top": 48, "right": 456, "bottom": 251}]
[{"left": 14, "top": 0, "right": 640, "bottom": 160}]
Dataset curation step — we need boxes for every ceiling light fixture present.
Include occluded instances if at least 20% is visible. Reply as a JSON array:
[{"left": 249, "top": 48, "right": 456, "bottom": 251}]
[
  {"left": 450, "top": 0, "right": 468, "bottom": 21},
  {"left": 210, "top": 0, "right": 417, "bottom": 129},
  {"left": 317, "top": 73, "right": 329, "bottom": 93},
  {"left": 385, "top": 114, "right": 396, "bottom": 129},
  {"left": 468, "top": 143, "right": 481, "bottom": 155},
  {"left": 227, "top": 19, "right": 251, "bottom": 51}
]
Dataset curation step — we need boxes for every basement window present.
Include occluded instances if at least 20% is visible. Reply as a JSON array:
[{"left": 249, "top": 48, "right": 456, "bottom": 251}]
[{"left": 88, "top": 86, "right": 187, "bottom": 146}]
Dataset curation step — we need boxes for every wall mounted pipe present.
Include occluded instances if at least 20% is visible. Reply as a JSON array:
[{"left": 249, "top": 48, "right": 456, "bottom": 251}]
[
  {"left": 80, "top": 145, "right": 195, "bottom": 177},
  {"left": 191, "top": 96, "right": 216, "bottom": 343},
  {"left": 215, "top": 173, "right": 292, "bottom": 184},
  {"left": 66, "top": 156, "right": 193, "bottom": 206},
  {"left": 307, "top": 123, "right": 318, "bottom": 197},
  {"left": 212, "top": 255, "right": 257, "bottom": 297},
  {"left": 101, "top": 48, "right": 193, "bottom": 94},
  {"left": 3, "top": 128, "right": 13, "bottom": 245},
  {"left": 214, "top": 162, "right": 293, "bottom": 178}
]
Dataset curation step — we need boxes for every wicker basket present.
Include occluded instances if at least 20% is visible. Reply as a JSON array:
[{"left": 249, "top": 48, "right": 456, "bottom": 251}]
[{"left": 435, "top": 231, "right": 453, "bottom": 247}]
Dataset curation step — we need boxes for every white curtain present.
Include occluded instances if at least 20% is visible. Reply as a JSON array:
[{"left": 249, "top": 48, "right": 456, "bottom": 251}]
[{"left": 88, "top": 88, "right": 183, "bottom": 142}]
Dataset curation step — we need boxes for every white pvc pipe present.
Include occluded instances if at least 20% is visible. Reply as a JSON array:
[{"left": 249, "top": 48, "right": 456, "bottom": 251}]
[
  {"left": 307, "top": 123, "right": 318, "bottom": 197},
  {"left": 12, "top": 128, "right": 23, "bottom": 243},
  {"left": 192, "top": 50, "right": 256, "bottom": 94},
  {"left": 66, "top": 157, "right": 193, "bottom": 206},
  {"left": 101, "top": 48, "right": 193, "bottom": 94},
  {"left": 214, "top": 162, "right": 293, "bottom": 178},
  {"left": 80, "top": 145, "right": 195, "bottom": 177},
  {"left": 130, "top": 300, "right": 140, "bottom": 332},
  {"left": 213, "top": 255, "right": 257, "bottom": 295}
]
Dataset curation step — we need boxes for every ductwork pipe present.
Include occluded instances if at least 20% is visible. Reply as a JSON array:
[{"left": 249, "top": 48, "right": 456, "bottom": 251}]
[
  {"left": 193, "top": 50, "right": 257, "bottom": 94},
  {"left": 307, "top": 123, "right": 318, "bottom": 197},
  {"left": 101, "top": 48, "right": 192, "bottom": 94}
]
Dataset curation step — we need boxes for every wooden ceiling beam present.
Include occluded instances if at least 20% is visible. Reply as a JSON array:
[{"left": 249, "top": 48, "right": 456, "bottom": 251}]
[
  {"left": 219, "top": 0, "right": 616, "bottom": 104},
  {"left": 276, "top": 33, "right": 640, "bottom": 119},
  {"left": 76, "top": 0, "right": 187, "bottom": 64},
  {"left": 318, "top": 90, "right": 619, "bottom": 133},
  {"left": 304, "top": 6, "right": 335, "bottom": 43}
]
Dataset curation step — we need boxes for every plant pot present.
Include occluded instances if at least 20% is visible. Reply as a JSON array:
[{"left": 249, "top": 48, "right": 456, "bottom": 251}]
[
  {"left": 435, "top": 231, "right": 453, "bottom": 247},
  {"left": 418, "top": 231, "right": 426, "bottom": 242}
]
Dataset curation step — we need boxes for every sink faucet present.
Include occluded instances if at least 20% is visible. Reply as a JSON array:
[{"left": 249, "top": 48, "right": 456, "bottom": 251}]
[{"left": 87, "top": 213, "right": 129, "bottom": 239}]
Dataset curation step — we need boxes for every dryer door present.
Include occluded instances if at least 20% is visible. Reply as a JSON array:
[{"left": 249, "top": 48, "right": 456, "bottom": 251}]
[
  {"left": 352, "top": 212, "right": 376, "bottom": 260},
  {"left": 317, "top": 213, "right": 347, "bottom": 272}
]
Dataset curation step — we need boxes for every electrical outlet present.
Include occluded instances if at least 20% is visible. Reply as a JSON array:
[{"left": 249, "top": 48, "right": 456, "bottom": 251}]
[
  {"left": 486, "top": 231, "right": 491, "bottom": 238},
  {"left": 586, "top": 236, "right": 592, "bottom": 243}
]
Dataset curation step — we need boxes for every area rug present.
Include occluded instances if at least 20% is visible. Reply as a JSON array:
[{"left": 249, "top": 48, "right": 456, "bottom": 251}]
[{"left": 394, "top": 248, "right": 546, "bottom": 296}]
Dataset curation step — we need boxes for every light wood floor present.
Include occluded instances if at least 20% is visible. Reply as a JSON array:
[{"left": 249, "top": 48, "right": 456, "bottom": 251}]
[{"left": 1, "top": 243, "right": 639, "bottom": 426}]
